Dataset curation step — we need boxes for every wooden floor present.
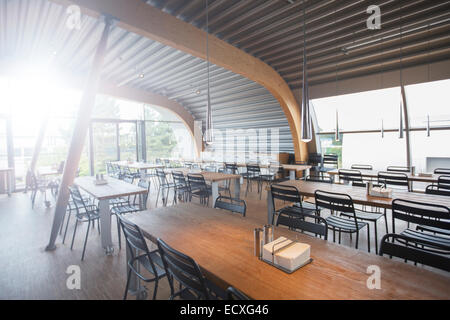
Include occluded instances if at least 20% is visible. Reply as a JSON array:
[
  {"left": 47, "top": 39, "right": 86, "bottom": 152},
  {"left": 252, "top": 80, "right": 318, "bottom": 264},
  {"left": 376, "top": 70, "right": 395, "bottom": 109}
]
[{"left": 0, "top": 180, "right": 444, "bottom": 299}]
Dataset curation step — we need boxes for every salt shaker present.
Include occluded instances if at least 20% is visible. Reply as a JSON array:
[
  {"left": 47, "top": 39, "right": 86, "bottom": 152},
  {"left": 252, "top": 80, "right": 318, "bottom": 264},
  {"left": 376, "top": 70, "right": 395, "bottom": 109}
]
[
  {"left": 263, "top": 225, "right": 274, "bottom": 244},
  {"left": 254, "top": 228, "right": 263, "bottom": 258}
]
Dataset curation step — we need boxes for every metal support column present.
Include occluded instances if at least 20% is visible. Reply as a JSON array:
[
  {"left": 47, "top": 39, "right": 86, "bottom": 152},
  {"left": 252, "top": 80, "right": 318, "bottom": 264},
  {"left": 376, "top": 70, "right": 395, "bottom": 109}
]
[{"left": 46, "top": 16, "right": 113, "bottom": 251}]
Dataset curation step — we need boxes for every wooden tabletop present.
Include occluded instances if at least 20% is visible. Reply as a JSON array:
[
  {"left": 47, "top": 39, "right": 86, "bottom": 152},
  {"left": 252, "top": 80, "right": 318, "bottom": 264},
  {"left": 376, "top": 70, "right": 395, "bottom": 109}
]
[
  {"left": 74, "top": 176, "right": 146, "bottom": 200},
  {"left": 127, "top": 203, "right": 450, "bottom": 299},
  {"left": 274, "top": 180, "right": 450, "bottom": 209},
  {"left": 112, "top": 161, "right": 165, "bottom": 170},
  {"left": 168, "top": 169, "right": 241, "bottom": 182},
  {"left": 328, "top": 169, "right": 440, "bottom": 183}
]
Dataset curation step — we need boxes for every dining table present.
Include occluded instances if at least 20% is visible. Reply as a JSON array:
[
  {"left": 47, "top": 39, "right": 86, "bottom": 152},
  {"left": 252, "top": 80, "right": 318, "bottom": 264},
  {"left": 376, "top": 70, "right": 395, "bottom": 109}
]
[
  {"left": 166, "top": 168, "right": 242, "bottom": 207},
  {"left": 266, "top": 180, "right": 450, "bottom": 224},
  {"left": 125, "top": 203, "right": 450, "bottom": 299},
  {"left": 74, "top": 176, "right": 147, "bottom": 254},
  {"left": 112, "top": 161, "right": 165, "bottom": 174}
]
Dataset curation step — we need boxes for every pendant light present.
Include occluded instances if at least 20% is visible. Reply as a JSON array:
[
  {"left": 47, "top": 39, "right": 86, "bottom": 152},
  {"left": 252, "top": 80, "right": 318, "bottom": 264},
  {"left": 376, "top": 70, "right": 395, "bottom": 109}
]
[
  {"left": 426, "top": 114, "right": 430, "bottom": 137},
  {"left": 300, "top": 0, "right": 312, "bottom": 143},
  {"left": 335, "top": 110, "right": 340, "bottom": 142},
  {"left": 398, "top": 5, "right": 404, "bottom": 140},
  {"left": 203, "top": 0, "right": 213, "bottom": 146},
  {"left": 381, "top": 119, "right": 384, "bottom": 138},
  {"left": 399, "top": 101, "right": 404, "bottom": 139},
  {"left": 426, "top": 23, "right": 431, "bottom": 137},
  {"left": 333, "top": 5, "right": 340, "bottom": 142}
]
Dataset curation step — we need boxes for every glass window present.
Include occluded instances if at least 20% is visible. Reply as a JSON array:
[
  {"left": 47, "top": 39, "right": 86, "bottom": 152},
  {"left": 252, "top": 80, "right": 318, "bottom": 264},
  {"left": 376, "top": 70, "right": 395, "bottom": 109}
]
[
  {"left": 0, "top": 118, "right": 7, "bottom": 168},
  {"left": 92, "top": 123, "right": 117, "bottom": 174},
  {"left": 312, "top": 87, "right": 401, "bottom": 132},
  {"left": 119, "top": 122, "right": 137, "bottom": 162}
]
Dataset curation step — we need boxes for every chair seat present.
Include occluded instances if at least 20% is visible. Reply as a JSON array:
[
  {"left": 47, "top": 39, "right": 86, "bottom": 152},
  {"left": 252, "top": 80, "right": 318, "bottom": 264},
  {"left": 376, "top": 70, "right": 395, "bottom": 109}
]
[
  {"left": 135, "top": 251, "right": 166, "bottom": 279},
  {"left": 416, "top": 225, "right": 450, "bottom": 236},
  {"left": 341, "top": 209, "right": 384, "bottom": 221},
  {"left": 401, "top": 229, "right": 450, "bottom": 249},
  {"left": 259, "top": 174, "right": 275, "bottom": 181},
  {"left": 110, "top": 197, "right": 128, "bottom": 205},
  {"left": 326, "top": 215, "right": 367, "bottom": 231},
  {"left": 111, "top": 204, "right": 140, "bottom": 215},
  {"left": 293, "top": 201, "right": 317, "bottom": 211}
]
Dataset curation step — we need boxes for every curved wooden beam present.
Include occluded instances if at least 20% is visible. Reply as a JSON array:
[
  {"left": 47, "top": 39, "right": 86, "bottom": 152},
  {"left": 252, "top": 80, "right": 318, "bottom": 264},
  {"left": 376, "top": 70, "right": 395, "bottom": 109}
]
[
  {"left": 98, "top": 82, "right": 201, "bottom": 157},
  {"left": 63, "top": 0, "right": 308, "bottom": 161}
]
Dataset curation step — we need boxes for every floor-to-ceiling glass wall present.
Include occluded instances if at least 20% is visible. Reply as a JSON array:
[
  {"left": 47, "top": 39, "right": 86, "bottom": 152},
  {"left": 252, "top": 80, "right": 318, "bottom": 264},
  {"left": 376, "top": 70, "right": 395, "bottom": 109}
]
[{"left": 312, "top": 87, "right": 405, "bottom": 170}]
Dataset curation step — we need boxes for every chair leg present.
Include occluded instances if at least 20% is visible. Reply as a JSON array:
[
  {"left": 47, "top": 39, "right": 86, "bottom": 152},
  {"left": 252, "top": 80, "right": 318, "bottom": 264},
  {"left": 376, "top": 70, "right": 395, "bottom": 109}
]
[
  {"left": 116, "top": 214, "right": 121, "bottom": 250},
  {"left": 123, "top": 267, "right": 132, "bottom": 300},
  {"left": 63, "top": 212, "right": 72, "bottom": 244},
  {"left": 384, "top": 210, "right": 389, "bottom": 234},
  {"left": 70, "top": 219, "right": 79, "bottom": 250},
  {"left": 355, "top": 231, "right": 359, "bottom": 249},
  {"left": 155, "top": 187, "right": 161, "bottom": 207},
  {"left": 338, "top": 230, "right": 341, "bottom": 244},
  {"left": 152, "top": 280, "right": 159, "bottom": 300},
  {"left": 81, "top": 221, "right": 91, "bottom": 261},
  {"left": 374, "top": 222, "right": 378, "bottom": 254},
  {"left": 366, "top": 225, "right": 371, "bottom": 253},
  {"left": 332, "top": 228, "right": 336, "bottom": 242}
]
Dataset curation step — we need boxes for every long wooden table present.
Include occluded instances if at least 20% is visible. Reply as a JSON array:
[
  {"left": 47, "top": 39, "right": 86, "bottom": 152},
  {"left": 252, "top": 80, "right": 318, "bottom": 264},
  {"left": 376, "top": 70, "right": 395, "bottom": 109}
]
[
  {"left": 166, "top": 168, "right": 241, "bottom": 207},
  {"left": 74, "top": 176, "right": 147, "bottom": 254},
  {"left": 112, "top": 161, "right": 165, "bottom": 173},
  {"left": 266, "top": 180, "right": 450, "bottom": 224},
  {"left": 126, "top": 203, "right": 450, "bottom": 299}
]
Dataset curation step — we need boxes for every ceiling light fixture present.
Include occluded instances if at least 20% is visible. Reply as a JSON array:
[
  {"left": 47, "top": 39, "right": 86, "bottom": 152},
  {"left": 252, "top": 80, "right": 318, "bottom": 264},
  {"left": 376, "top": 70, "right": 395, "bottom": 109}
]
[
  {"left": 203, "top": 0, "right": 214, "bottom": 146},
  {"left": 300, "top": 0, "right": 312, "bottom": 143}
]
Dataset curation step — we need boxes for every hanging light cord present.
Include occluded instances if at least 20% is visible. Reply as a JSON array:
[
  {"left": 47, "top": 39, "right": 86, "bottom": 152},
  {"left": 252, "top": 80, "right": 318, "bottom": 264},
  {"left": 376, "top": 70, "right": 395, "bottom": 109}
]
[{"left": 206, "top": 0, "right": 210, "bottom": 100}]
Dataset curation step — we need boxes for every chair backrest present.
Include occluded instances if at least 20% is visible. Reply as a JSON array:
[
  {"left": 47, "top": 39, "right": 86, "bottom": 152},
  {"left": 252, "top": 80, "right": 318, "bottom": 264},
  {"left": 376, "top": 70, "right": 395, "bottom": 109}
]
[
  {"left": 156, "top": 168, "right": 169, "bottom": 185},
  {"left": 305, "top": 175, "right": 333, "bottom": 184},
  {"left": 270, "top": 184, "right": 302, "bottom": 206},
  {"left": 204, "top": 165, "right": 216, "bottom": 172},
  {"left": 225, "top": 163, "right": 238, "bottom": 174},
  {"left": 276, "top": 208, "right": 328, "bottom": 240},
  {"left": 308, "top": 153, "right": 322, "bottom": 166},
  {"left": 437, "top": 175, "right": 450, "bottom": 190},
  {"left": 118, "top": 216, "right": 161, "bottom": 275},
  {"left": 323, "top": 154, "right": 338, "bottom": 167},
  {"left": 315, "top": 190, "right": 357, "bottom": 225},
  {"left": 246, "top": 164, "right": 261, "bottom": 176},
  {"left": 68, "top": 185, "right": 93, "bottom": 218},
  {"left": 214, "top": 196, "right": 246, "bottom": 216},
  {"left": 351, "top": 164, "right": 373, "bottom": 170},
  {"left": 425, "top": 184, "right": 450, "bottom": 197},
  {"left": 378, "top": 171, "right": 409, "bottom": 189},
  {"left": 338, "top": 169, "right": 363, "bottom": 184},
  {"left": 391, "top": 198, "right": 450, "bottom": 234},
  {"left": 122, "top": 176, "right": 134, "bottom": 184},
  {"left": 434, "top": 168, "right": 450, "bottom": 175},
  {"left": 187, "top": 174, "right": 207, "bottom": 191},
  {"left": 157, "top": 238, "right": 210, "bottom": 300},
  {"left": 172, "top": 171, "right": 187, "bottom": 186},
  {"left": 379, "top": 234, "right": 450, "bottom": 272},
  {"left": 226, "top": 286, "right": 251, "bottom": 300},
  {"left": 386, "top": 166, "right": 411, "bottom": 173}
]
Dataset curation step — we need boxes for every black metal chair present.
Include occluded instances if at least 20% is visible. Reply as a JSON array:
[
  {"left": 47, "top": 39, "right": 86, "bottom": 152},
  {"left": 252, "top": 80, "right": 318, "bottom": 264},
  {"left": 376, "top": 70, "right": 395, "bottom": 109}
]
[
  {"left": 227, "top": 286, "right": 251, "bottom": 300},
  {"left": 156, "top": 168, "right": 176, "bottom": 206},
  {"left": 68, "top": 185, "right": 101, "bottom": 260},
  {"left": 172, "top": 170, "right": 190, "bottom": 202},
  {"left": 338, "top": 169, "right": 364, "bottom": 185},
  {"left": 187, "top": 174, "right": 212, "bottom": 206},
  {"left": 434, "top": 168, "right": 450, "bottom": 175},
  {"left": 276, "top": 208, "right": 328, "bottom": 240},
  {"left": 425, "top": 184, "right": 450, "bottom": 197},
  {"left": 243, "top": 164, "right": 262, "bottom": 196},
  {"left": 217, "top": 168, "right": 233, "bottom": 199},
  {"left": 112, "top": 179, "right": 151, "bottom": 249},
  {"left": 157, "top": 238, "right": 225, "bottom": 300},
  {"left": 214, "top": 196, "right": 246, "bottom": 217},
  {"left": 270, "top": 184, "right": 317, "bottom": 224},
  {"left": 351, "top": 164, "right": 373, "bottom": 170},
  {"left": 225, "top": 163, "right": 238, "bottom": 174},
  {"left": 119, "top": 216, "right": 167, "bottom": 300},
  {"left": 391, "top": 199, "right": 450, "bottom": 255},
  {"left": 386, "top": 166, "right": 411, "bottom": 173},
  {"left": 258, "top": 161, "right": 284, "bottom": 199},
  {"left": 29, "top": 172, "right": 51, "bottom": 208},
  {"left": 378, "top": 171, "right": 410, "bottom": 191},
  {"left": 379, "top": 234, "right": 450, "bottom": 272},
  {"left": 315, "top": 190, "right": 370, "bottom": 252}
]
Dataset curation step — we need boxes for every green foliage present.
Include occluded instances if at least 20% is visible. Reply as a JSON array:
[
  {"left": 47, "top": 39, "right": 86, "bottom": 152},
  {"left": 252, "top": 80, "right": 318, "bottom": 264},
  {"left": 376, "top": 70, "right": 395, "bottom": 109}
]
[{"left": 146, "top": 122, "right": 177, "bottom": 159}]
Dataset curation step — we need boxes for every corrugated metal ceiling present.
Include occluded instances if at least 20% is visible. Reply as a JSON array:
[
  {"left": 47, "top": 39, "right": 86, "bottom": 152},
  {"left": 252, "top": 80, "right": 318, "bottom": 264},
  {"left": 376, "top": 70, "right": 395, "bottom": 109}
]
[{"left": 146, "top": 0, "right": 450, "bottom": 90}]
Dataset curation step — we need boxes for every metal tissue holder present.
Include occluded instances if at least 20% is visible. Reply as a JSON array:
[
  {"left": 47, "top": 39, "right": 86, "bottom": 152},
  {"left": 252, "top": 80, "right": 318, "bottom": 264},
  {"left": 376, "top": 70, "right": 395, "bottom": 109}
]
[{"left": 260, "top": 237, "right": 313, "bottom": 274}]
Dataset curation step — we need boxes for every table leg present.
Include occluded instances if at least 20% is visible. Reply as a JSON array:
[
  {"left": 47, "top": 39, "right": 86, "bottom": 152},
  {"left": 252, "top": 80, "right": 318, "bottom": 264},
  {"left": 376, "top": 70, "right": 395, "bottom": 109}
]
[
  {"left": 234, "top": 177, "right": 241, "bottom": 199},
  {"left": 267, "top": 189, "right": 274, "bottom": 225},
  {"left": 289, "top": 170, "right": 296, "bottom": 180},
  {"left": 98, "top": 199, "right": 114, "bottom": 255},
  {"left": 211, "top": 181, "right": 219, "bottom": 207}
]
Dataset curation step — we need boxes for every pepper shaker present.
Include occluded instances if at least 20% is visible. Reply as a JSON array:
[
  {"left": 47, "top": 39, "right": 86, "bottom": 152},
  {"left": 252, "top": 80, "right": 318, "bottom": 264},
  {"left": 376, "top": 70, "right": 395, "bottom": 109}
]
[{"left": 254, "top": 228, "right": 263, "bottom": 259}]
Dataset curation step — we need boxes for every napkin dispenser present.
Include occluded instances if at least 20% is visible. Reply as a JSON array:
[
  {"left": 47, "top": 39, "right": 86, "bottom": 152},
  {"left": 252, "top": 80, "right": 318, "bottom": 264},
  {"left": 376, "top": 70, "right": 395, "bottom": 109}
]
[
  {"left": 369, "top": 186, "right": 392, "bottom": 198},
  {"left": 418, "top": 172, "right": 433, "bottom": 177},
  {"left": 93, "top": 174, "right": 108, "bottom": 185},
  {"left": 262, "top": 237, "right": 310, "bottom": 272}
]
